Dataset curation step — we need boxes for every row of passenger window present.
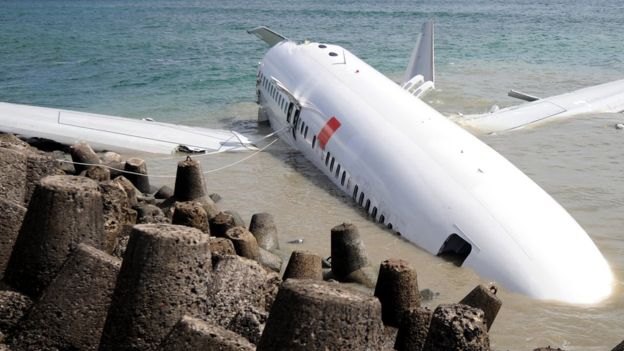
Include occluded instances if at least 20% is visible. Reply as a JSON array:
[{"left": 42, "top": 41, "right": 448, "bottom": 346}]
[
  {"left": 258, "top": 69, "right": 395, "bottom": 232},
  {"left": 320, "top": 150, "right": 393, "bottom": 230},
  {"left": 259, "top": 73, "right": 289, "bottom": 115}
]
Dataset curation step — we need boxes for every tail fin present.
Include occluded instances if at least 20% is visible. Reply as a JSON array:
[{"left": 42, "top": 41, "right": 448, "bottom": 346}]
[
  {"left": 247, "top": 26, "right": 287, "bottom": 47},
  {"left": 403, "top": 20, "right": 435, "bottom": 87}
]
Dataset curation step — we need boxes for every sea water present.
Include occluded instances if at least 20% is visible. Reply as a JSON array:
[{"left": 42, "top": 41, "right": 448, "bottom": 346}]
[{"left": 2, "top": 1, "right": 624, "bottom": 349}]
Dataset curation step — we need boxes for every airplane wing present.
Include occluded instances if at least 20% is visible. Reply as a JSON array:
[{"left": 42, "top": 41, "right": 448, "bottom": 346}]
[
  {"left": 460, "top": 78, "right": 624, "bottom": 133},
  {"left": 402, "top": 19, "right": 435, "bottom": 98},
  {"left": 0, "top": 102, "right": 255, "bottom": 154}
]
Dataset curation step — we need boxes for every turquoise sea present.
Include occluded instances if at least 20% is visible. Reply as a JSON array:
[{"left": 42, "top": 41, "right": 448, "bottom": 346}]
[
  {"left": 2, "top": 0, "right": 623, "bottom": 122},
  {"left": 2, "top": 1, "right": 624, "bottom": 350}
]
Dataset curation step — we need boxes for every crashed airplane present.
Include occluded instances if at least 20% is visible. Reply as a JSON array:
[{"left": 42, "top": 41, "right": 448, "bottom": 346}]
[
  {"left": 248, "top": 21, "right": 614, "bottom": 304},
  {"left": 0, "top": 21, "right": 617, "bottom": 304}
]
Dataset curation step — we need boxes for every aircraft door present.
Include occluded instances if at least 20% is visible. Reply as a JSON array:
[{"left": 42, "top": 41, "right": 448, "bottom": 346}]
[
  {"left": 290, "top": 106, "right": 301, "bottom": 140},
  {"left": 286, "top": 102, "right": 294, "bottom": 123}
]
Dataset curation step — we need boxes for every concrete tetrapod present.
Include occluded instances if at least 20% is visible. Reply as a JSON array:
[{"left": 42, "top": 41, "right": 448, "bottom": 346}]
[
  {"left": 209, "top": 237, "right": 236, "bottom": 256},
  {"left": 98, "top": 224, "right": 211, "bottom": 351},
  {"left": 172, "top": 201, "right": 209, "bottom": 233},
  {"left": 99, "top": 180, "right": 134, "bottom": 254},
  {"left": 613, "top": 340, "right": 624, "bottom": 351},
  {"left": 248, "top": 212, "right": 279, "bottom": 251},
  {"left": 282, "top": 250, "right": 323, "bottom": 281},
  {"left": 258, "top": 248, "right": 283, "bottom": 272},
  {"left": 101, "top": 152, "right": 124, "bottom": 179},
  {"left": 225, "top": 210, "right": 246, "bottom": 228},
  {"left": 394, "top": 307, "right": 433, "bottom": 351},
  {"left": 124, "top": 157, "right": 150, "bottom": 194},
  {"left": 8, "top": 244, "right": 121, "bottom": 351},
  {"left": 330, "top": 223, "right": 375, "bottom": 287},
  {"left": 225, "top": 227, "right": 260, "bottom": 261},
  {"left": 209, "top": 212, "right": 236, "bottom": 238},
  {"left": 159, "top": 315, "right": 255, "bottom": 351},
  {"left": 3, "top": 175, "right": 105, "bottom": 298},
  {"left": 0, "top": 199, "right": 26, "bottom": 279},
  {"left": 0, "top": 147, "right": 27, "bottom": 204},
  {"left": 422, "top": 304, "right": 490, "bottom": 351},
  {"left": 23, "top": 149, "right": 65, "bottom": 205},
  {"left": 0, "top": 291, "right": 32, "bottom": 338},
  {"left": 113, "top": 176, "right": 138, "bottom": 206},
  {"left": 459, "top": 284, "right": 502, "bottom": 331},
  {"left": 257, "top": 279, "right": 385, "bottom": 350},
  {"left": 82, "top": 166, "right": 111, "bottom": 182},
  {"left": 173, "top": 157, "right": 207, "bottom": 201},
  {"left": 69, "top": 142, "right": 100, "bottom": 174},
  {"left": 374, "top": 258, "right": 421, "bottom": 327}
]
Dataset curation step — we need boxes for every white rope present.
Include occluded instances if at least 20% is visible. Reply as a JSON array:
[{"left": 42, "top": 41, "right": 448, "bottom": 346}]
[
  {"left": 56, "top": 137, "right": 280, "bottom": 179},
  {"left": 202, "top": 137, "right": 279, "bottom": 174},
  {"left": 153, "top": 126, "right": 288, "bottom": 161}
]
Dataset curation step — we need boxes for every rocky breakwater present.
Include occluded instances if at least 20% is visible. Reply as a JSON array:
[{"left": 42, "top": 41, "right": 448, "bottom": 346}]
[{"left": 0, "top": 133, "right": 614, "bottom": 351}]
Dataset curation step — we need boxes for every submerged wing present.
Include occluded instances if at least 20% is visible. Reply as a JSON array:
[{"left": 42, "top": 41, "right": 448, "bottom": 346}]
[
  {"left": 461, "top": 78, "right": 624, "bottom": 133},
  {"left": 0, "top": 102, "right": 255, "bottom": 154},
  {"left": 247, "top": 26, "right": 287, "bottom": 47},
  {"left": 402, "top": 20, "right": 435, "bottom": 98}
]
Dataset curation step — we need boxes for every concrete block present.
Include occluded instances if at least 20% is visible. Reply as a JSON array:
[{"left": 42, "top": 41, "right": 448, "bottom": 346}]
[
  {"left": 207, "top": 255, "right": 280, "bottom": 329},
  {"left": 3, "top": 175, "right": 105, "bottom": 298},
  {"left": 70, "top": 142, "right": 100, "bottom": 174},
  {"left": 159, "top": 315, "right": 254, "bottom": 351},
  {"left": 173, "top": 157, "right": 207, "bottom": 202},
  {"left": 172, "top": 201, "right": 209, "bottom": 233},
  {"left": 422, "top": 304, "right": 490, "bottom": 351},
  {"left": 99, "top": 224, "right": 211, "bottom": 351},
  {"left": 0, "top": 147, "right": 27, "bottom": 204},
  {"left": 374, "top": 258, "right": 421, "bottom": 327},
  {"left": 249, "top": 212, "right": 279, "bottom": 251},
  {"left": 283, "top": 250, "right": 322, "bottom": 281},
  {"left": 8, "top": 244, "right": 120, "bottom": 351},
  {"left": 124, "top": 158, "right": 150, "bottom": 194},
  {"left": 459, "top": 284, "right": 502, "bottom": 331},
  {"left": 225, "top": 227, "right": 260, "bottom": 261},
  {"left": 395, "top": 307, "right": 432, "bottom": 351},
  {"left": 257, "top": 279, "right": 385, "bottom": 350},
  {"left": 0, "top": 200, "right": 26, "bottom": 279}
]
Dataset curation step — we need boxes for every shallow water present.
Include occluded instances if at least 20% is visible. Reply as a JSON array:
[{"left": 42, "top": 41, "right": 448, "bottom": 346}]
[
  {"left": 3, "top": 0, "right": 624, "bottom": 349},
  {"left": 142, "top": 110, "right": 624, "bottom": 351}
]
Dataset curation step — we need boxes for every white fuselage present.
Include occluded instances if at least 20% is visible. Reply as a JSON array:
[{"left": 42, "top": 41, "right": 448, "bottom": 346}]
[{"left": 256, "top": 40, "right": 613, "bottom": 304}]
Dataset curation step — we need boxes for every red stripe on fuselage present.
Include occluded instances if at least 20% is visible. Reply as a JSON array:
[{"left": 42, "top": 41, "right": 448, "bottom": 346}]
[{"left": 318, "top": 116, "right": 341, "bottom": 150}]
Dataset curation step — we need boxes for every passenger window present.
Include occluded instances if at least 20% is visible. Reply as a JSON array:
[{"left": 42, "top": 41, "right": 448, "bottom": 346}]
[
  {"left": 330, "top": 157, "right": 335, "bottom": 171},
  {"left": 300, "top": 122, "right": 305, "bottom": 134},
  {"left": 353, "top": 185, "right": 358, "bottom": 199},
  {"left": 335, "top": 164, "right": 341, "bottom": 178},
  {"left": 312, "top": 135, "right": 316, "bottom": 148},
  {"left": 341, "top": 171, "right": 346, "bottom": 185},
  {"left": 358, "top": 193, "right": 364, "bottom": 206},
  {"left": 365, "top": 199, "right": 371, "bottom": 212},
  {"left": 304, "top": 126, "right": 308, "bottom": 138},
  {"left": 379, "top": 214, "right": 385, "bottom": 224},
  {"left": 371, "top": 207, "right": 377, "bottom": 218},
  {"left": 326, "top": 152, "right": 331, "bottom": 166}
]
